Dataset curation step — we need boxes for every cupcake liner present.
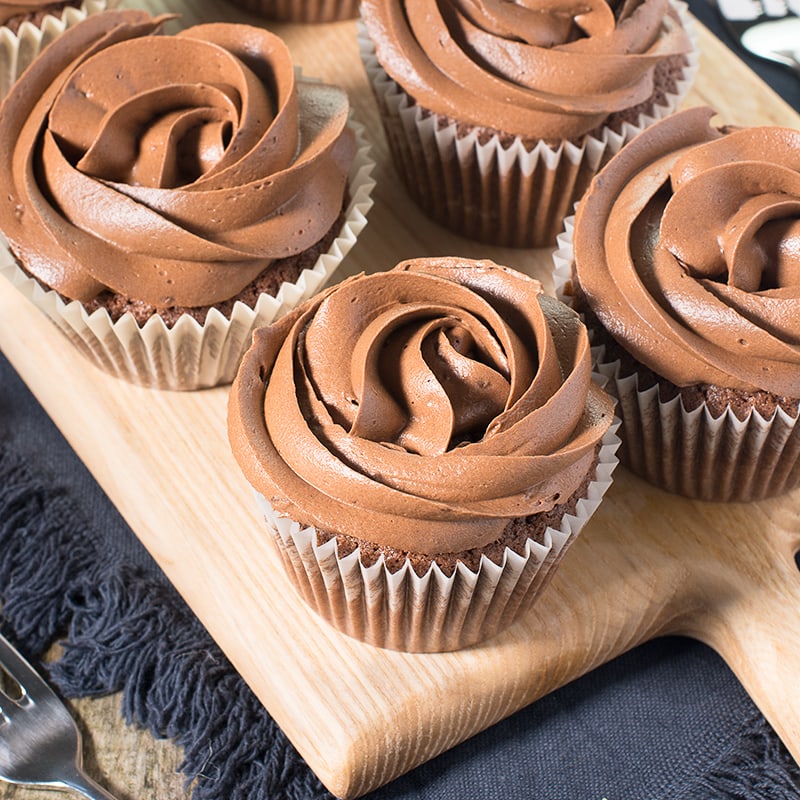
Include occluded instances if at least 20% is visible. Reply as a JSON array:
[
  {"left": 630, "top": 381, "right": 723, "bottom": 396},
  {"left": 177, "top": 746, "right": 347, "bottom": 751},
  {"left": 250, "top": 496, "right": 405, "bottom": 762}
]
[
  {"left": 253, "top": 418, "right": 620, "bottom": 653},
  {"left": 553, "top": 215, "right": 800, "bottom": 502},
  {"left": 226, "top": 0, "right": 358, "bottom": 23},
  {"left": 600, "top": 367, "right": 800, "bottom": 501},
  {"left": 0, "top": 117, "right": 375, "bottom": 391},
  {"left": 0, "top": 0, "right": 118, "bottom": 99},
  {"left": 357, "top": 2, "right": 698, "bottom": 249}
]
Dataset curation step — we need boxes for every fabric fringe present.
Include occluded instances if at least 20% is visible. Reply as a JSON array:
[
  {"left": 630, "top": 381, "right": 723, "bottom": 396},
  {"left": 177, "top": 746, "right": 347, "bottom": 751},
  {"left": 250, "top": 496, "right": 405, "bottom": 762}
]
[
  {"left": 0, "top": 448, "right": 97, "bottom": 653},
  {"left": 672, "top": 707, "right": 800, "bottom": 800},
  {"left": 0, "top": 446, "right": 331, "bottom": 800},
  {"left": 0, "top": 442, "right": 799, "bottom": 799}
]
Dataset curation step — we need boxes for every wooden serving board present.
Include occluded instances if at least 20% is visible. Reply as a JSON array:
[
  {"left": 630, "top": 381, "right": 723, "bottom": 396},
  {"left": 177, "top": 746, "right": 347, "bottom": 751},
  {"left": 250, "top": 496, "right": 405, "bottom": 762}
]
[{"left": 1, "top": 3, "right": 799, "bottom": 797}]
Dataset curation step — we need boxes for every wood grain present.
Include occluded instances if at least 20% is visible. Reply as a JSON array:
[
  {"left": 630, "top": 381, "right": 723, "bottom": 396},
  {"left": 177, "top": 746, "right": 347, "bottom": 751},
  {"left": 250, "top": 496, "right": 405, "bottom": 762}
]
[{"left": 1, "top": 4, "right": 799, "bottom": 798}]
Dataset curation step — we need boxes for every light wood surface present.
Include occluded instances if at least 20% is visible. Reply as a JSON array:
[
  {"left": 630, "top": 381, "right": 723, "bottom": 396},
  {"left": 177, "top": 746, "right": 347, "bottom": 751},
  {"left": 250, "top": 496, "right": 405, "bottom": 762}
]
[{"left": 1, "top": 3, "right": 800, "bottom": 798}]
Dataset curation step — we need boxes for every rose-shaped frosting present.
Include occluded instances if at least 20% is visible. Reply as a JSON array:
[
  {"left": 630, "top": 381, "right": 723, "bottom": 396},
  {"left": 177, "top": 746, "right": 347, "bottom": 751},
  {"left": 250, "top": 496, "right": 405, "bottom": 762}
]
[
  {"left": 573, "top": 105, "right": 800, "bottom": 396},
  {"left": 0, "top": 10, "right": 356, "bottom": 308},
  {"left": 229, "top": 257, "right": 613, "bottom": 554},
  {"left": 360, "top": 0, "right": 692, "bottom": 140}
]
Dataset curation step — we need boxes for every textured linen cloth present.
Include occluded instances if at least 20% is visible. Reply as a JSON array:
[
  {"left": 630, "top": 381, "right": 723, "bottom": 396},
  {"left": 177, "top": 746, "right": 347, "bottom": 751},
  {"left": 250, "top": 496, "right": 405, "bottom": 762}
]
[{"left": 2, "top": 7, "right": 800, "bottom": 794}]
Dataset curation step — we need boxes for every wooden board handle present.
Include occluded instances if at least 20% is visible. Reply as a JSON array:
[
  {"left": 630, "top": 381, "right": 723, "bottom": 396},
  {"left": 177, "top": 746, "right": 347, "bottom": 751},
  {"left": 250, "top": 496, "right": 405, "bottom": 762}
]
[{"left": 672, "top": 500, "right": 800, "bottom": 764}]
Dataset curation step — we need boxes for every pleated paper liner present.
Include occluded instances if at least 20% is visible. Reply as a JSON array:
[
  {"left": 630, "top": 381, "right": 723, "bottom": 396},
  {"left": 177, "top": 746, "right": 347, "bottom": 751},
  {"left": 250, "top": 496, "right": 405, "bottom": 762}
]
[
  {"left": 0, "top": 0, "right": 119, "bottom": 99},
  {"left": 357, "top": 0, "right": 698, "bottom": 249},
  {"left": 553, "top": 215, "right": 800, "bottom": 502},
  {"left": 253, "top": 419, "right": 620, "bottom": 653},
  {"left": 225, "top": 0, "right": 358, "bottom": 23},
  {"left": 0, "top": 117, "right": 375, "bottom": 391}
]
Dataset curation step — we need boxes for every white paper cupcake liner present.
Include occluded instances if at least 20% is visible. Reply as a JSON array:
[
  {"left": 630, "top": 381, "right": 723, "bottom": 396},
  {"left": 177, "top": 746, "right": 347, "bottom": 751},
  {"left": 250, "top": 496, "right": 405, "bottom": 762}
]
[
  {"left": 599, "top": 365, "right": 800, "bottom": 501},
  {"left": 553, "top": 215, "right": 800, "bottom": 502},
  {"left": 357, "top": 2, "right": 697, "bottom": 249},
  {"left": 226, "top": 0, "right": 358, "bottom": 22},
  {"left": 0, "top": 117, "right": 375, "bottom": 391},
  {"left": 253, "top": 419, "right": 620, "bottom": 653},
  {"left": 0, "top": 0, "right": 118, "bottom": 99}
]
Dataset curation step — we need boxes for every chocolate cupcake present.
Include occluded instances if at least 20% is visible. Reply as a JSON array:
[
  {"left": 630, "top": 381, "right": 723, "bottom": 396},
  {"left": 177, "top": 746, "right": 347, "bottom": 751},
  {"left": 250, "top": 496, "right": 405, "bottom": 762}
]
[
  {"left": 554, "top": 105, "right": 800, "bottom": 501},
  {"left": 228, "top": 256, "right": 619, "bottom": 652},
  {"left": 0, "top": 10, "right": 374, "bottom": 390},
  {"left": 359, "top": 0, "right": 697, "bottom": 249},
  {"left": 224, "top": 0, "right": 358, "bottom": 23},
  {"left": 0, "top": 0, "right": 118, "bottom": 99}
]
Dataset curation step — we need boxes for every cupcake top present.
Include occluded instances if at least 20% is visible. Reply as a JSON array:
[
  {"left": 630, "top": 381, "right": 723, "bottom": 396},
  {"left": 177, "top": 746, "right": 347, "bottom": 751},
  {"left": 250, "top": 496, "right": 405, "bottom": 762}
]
[
  {"left": 572, "top": 105, "right": 800, "bottom": 397},
  {"left": 0, "top": 9, "right": 356, "bottom": 309},
  {"left": 360, "top": 0, "right": 692, "bottom": 140},
  {"left": 229, "top": 257, "right": 613, "bottom": 555}
]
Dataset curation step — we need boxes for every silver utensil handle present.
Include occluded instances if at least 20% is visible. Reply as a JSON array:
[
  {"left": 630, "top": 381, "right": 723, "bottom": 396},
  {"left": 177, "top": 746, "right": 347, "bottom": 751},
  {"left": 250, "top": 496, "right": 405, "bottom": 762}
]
[
  {"left": 61, "top": 770, "right": 120, "bottom": 800},
  {"left": 775, "top": 50, "right": 800, "bottom": 77}
]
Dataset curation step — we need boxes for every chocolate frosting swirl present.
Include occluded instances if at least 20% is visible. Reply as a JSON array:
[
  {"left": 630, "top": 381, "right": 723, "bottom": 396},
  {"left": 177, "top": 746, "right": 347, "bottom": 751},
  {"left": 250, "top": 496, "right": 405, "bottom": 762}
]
[
  {"left": 361, "top": 0, "right": 692, "bottom": 139},
  {"left": 229, "top": 258, "right": 613, "bottom": 554},
  {"left": 573, "top": 105, "right": 800, "bottom": 396},
  {"left": 0, "top": 10, "right": 356, "bottom": 308}
]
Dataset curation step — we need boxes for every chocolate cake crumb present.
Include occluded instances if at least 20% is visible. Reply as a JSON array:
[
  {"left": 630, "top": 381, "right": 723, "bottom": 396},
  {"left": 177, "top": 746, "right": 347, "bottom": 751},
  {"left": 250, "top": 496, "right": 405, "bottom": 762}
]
[
  {"left": 316, "top": 450, "right": 600, "bottom": 577},
  {"left": 573, "top": 294, "right": 800, "bottom": 422},
  {"left": 599, "top": 53, "right": 688, "bottom": 132},
  {"left": 421, "top": 51, "right": 689, "bottom": 151},
  {"left": 78, "top": 199, "right": 348, "bottom": 327},
  {"left": 3, "top": 1, "right": 82, "bottom": 33}
]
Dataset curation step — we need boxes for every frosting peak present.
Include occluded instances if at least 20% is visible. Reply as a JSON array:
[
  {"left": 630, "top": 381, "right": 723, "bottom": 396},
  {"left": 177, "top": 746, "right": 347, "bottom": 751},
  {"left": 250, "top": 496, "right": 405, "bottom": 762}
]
[
  {"left": 229, "top": 258, "right": 614, "bottom": 554},
  {"left": 660, "top": 132, "right": 800, "bottom": 294},
  {"left": 573, "top": 105, "right": 800, "bottom": 395},
  {"left": 304, "top": 268, "right": 538, "bottom": 457},
  {"left": 0, "top": 10, "right": 356, "bottom": 308}
]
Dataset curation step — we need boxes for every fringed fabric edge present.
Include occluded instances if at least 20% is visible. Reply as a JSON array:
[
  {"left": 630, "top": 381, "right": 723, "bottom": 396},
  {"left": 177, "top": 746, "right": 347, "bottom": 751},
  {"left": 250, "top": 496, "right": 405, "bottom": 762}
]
[
  {"left": 670, "top": 706, "right": 800, "bottom": 800},
  {"left": 0, "top": 446, "right": 331, "bottom": 800}
]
